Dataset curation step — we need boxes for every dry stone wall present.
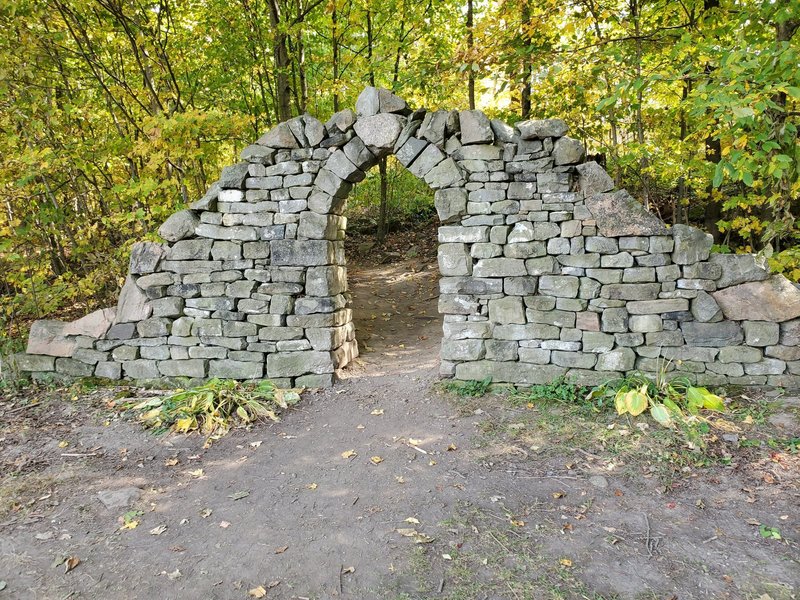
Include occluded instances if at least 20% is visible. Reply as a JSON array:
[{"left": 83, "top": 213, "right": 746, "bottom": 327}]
[{"left": 12, "top": 86, "right": 800, "bottom": 389}]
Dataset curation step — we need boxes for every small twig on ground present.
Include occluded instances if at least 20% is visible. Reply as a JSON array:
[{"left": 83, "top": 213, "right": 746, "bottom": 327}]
[
  {"left": 4, "top": 402, "right": 41, "bottom": 415},
  {"left": 487, "top": 530, "right": 512, "bottom": 554},
  {"left": 438, "top": 578, "right": 445, "bottom": 593},
  {"left": 60, "top": 453, "right": 98, "bottom": 458}
]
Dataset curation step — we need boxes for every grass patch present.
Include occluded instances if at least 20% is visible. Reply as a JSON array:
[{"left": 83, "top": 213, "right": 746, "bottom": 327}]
[{"left": 381, "top": 502, "right": 619, "bottom": 599}]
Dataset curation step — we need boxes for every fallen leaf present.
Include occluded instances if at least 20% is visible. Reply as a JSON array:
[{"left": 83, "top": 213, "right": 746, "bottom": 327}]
[
  {"left": 447, "top": 444, "right": 458, "bottom": 451},
  {"left": 229, "top": 490, "right": 250, "bottom": 501},
  {"left": 35, "top": 531, "right": 54, "bottom": 540},
  {"left": 395, "top": 476, "right": 405, "bottom": 484},
  {"left": 200, "top": 508, "right": 213, "bottom": 518},
  {"left": 267, "top": 580, "right": 280, "bottom": 588},
  {"left": 0, "top": 581, "right": 6, "bottom": 591},
  {"left": 428, "top": 459, "right": 436, "bottom": 466},
  {"left": 341, "top": 566, "right": 355, "bottom": 574},
  {"left": 510, "top": 519, "right": 525, "bottom": 527},
  {"left": 219, "top": 521, "right": 230, "bottom": 528},
  {"left": 64, "top": 556, "right": 80, "bottom": 574},
  {"left": 58, "top": 441, "right": 69, "bottom": 448},
  {"left": 249, "top": 441, "right": 263, "bottom": 448},
  {"left": 746, "top": 518, "right": 761, "bottom": 526},
  {"left": 553, "top": 492, "right": 565, "bottom": 499},
  {"left": 562, "top": 523, "right": 574, "bottom": 532},
  {"left": 614, "top": 489, "right": 624, "bottom": 497},
  {"left": 370, "top": 456, "right": 383, "bottom": 465},
  {"left": 187, "top": 469, "right": 205, "bottom": 478},
  {"left": 408, "top": 438, "right": 423, "bottom": 446},
  {"left": 559, "top": 558, "right": 573, "bottom": 568},
  {"left": 442, "top": 553, "right": 452, "bottom": 560},
  {"left": 167, "top": 569, "right": 182, "bottom": 580},
  {"left": 164, "top": 457, "right": 179, "bottom": 466},
  {"left": 149, "top": 525, "right": 168, "bottom": 535},
  {"left": 248, "top": 586, "right": 267, "bottom": 598},
  {"left": 341, "top": 450, "right": 357, "bottom": 459},
  {"left": 763, "top": 473, "right": 775, "bottom": 484},
  {"left": 356, "top": 424, "right": 365, "bottom": 430},
  {"left": 274, "top": 545, "right": 288, "bottom": 554},
  {"left": 396, "top": 528, "right": 435, "bottom": 544},
  {"left": 306, "top": 483, "right": 318, "bottom": 490},
  {"left": 120, "top": 520, "right": 139, "bottom": 530},
  {"left": 404, "top": 517, "right": 420, "bottom": 524},
  {"left": 370, "top": 409, "right": 384, "bottom": 416},
  {"left": 170, "top": 546, "right": 186, "bottom": 552}
]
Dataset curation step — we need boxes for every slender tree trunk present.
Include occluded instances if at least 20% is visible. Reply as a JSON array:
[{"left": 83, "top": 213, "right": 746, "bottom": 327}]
[
  {"left": 332, "top": 0, "right": 339, "bottom": 112},
  {"left": 630, "top": 0, "right": 651, "bottom": 210},
  {"left": 267, "top": 0, "right": 292, "bottom": 121},
  {"left": 676, "top": 78, "right": 690, "bottom": 225},
  {"left": 520, "top": 1, "right": 531, "bottom": 118},
  {"left": 466, "top": 0, "right": 475, "bottom": 109},
  {"left": 366, "top": 9, "right": 389, "bottom": 242}
]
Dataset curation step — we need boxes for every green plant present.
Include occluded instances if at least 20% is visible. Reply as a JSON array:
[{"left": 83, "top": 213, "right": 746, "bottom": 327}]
[
  {"left": 124, "top": 378, "right": 301, "bottom": 440},
  {"left": 759, "top": 525, "right": 782, "bottom": 540},
  {"left": 587, "top": 367, "right": 726, "bottom": 432},
  {"left": 512, "top": 376, "right": 588, "bottom": 407},
  {"left": 443, "top": 377, "right": 493, "bottom": 397}
]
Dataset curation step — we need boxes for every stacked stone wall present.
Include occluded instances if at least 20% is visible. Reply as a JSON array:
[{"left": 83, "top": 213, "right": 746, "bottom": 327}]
[{"left": 11, "top": 87, "right": 800, "bottom": 389}]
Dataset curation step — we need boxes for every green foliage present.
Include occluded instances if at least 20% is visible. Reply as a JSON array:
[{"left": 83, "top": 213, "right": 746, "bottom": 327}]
[
  {"left": 511, "top": 376, "right": 588, "bottom": 407},
  {"left": 124, "top": 379, "right": 302, "bottom": 439},
  {"left": 1, "top": 0, "right": 799, "bottom": 336},
  {"left": 759, "top": 525, "right": 782, "bottom": 540},
  {"left": 347, "top": 158, "right": 435, "bottom": 233},
  {"left": 444, "top": 377, "right": 493, "bottom": 398},
  {"left": 588, "top": 369, "right": 727, "bottom": 445}
]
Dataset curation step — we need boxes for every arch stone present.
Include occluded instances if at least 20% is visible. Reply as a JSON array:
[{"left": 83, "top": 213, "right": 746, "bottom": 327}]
[{"left": 12, "top": 87, "right": 800, "bottom": 389}]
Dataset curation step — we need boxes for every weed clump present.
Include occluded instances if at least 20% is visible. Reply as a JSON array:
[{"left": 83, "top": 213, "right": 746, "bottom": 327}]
[{"left": 124, "top": 378, "right": 301, "bottom": 440}]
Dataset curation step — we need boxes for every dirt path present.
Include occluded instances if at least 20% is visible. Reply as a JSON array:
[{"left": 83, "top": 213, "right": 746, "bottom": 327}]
[{"left": 1, "top": 255, "right": 799, "bottom": 600}]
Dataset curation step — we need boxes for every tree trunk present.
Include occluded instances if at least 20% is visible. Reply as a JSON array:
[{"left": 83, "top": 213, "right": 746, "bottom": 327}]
[
  {"left": 467, "top": 0, "right": 475, "bottom": 109},
  {"left": 520, "top": 1, "right": 531, "bottom": 118},
  {"left": 267, "top": 0, "right": 292, "bottom": 121}
]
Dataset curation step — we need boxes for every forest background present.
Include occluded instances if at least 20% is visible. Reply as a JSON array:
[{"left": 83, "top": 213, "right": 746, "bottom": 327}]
[{"left": 0, "top": 0, "right": 798, "bottom": 349}]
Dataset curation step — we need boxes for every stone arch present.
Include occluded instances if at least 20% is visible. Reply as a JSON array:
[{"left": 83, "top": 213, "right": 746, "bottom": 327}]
[{"left": 14, "top": 87, "right": 800, "bottom": 390}]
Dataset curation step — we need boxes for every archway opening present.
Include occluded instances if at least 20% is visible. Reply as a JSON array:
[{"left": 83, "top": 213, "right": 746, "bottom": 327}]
[{"left": 342, "top": 157, "right": 441, "bottom": 376}]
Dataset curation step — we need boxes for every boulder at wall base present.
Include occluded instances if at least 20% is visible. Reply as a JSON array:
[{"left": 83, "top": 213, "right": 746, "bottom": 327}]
[
  {"left": 712, "top": 275, "right": 800, "bottom": 322},
  {"left": 26, "top": 320, "right": 76, "bottom": 357}
]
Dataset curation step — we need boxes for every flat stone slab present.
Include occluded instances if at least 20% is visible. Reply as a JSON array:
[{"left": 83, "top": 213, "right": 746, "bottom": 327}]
[
  {"left": 712, "top": 275, "right": 800, "bottom": 322},
  {"left": 63, "top": 308, "right": 116, "bottom": 338},
  {"left": 585, "top": 190, "right": 668, "bottom": 237},
  {"left": 114, "top": 275, "right": 152, "bottom": 324},
  {"left": 26, "top": 320, "right": 76, "bottom": 357}
]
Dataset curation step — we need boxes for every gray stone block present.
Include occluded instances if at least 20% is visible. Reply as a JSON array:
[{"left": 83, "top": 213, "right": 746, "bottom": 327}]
[
  {"left": 123, "top": 359, "right": 159, "bottom": 379},
  {"left": 539, "top": 275, "right": 579, "bottom": 298},
  {"left": 95, "top": 361, "right": 122, "bottom": 379},
  {"left": 595, "top": 348, "right": 635, "bottom": 371},
  {"left": 441, "top": 339, "right": 485, "bottom": 361},
  {"left": 208, "top": 359, "right": 263, "bottom": 379},
  {"left": 271, "top": 240, "right": 334, "bottom": 266},
  {"left": 488, "top": 297, "right": 525, "bottom": 324},
  {"left": 681, "top": 322, "right": 743, "bottom": 347},
  {"left": 159, "top": 210, "right": 200, "bottom": 242},
  {"left": 158, "top": 359, "right": 207, "bottom": 378}
]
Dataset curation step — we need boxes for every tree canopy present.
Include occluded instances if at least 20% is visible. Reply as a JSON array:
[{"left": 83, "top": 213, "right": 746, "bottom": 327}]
[{"left": 1, "top": 0, "right": 798, "bottom": 338}]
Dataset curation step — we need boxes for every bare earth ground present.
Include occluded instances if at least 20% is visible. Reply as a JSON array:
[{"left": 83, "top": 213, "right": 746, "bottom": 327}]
[{"left": 1, "top": 227, "right": 799, "bottom": 600}]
